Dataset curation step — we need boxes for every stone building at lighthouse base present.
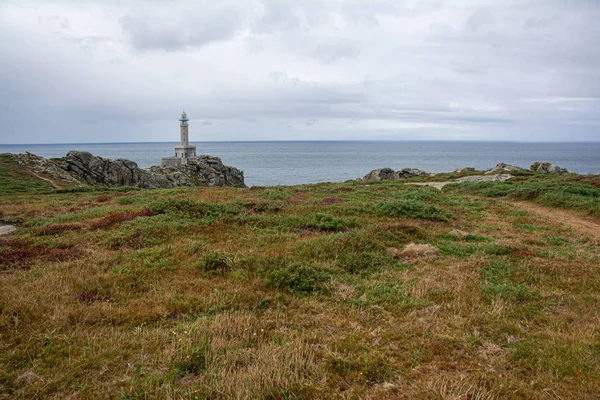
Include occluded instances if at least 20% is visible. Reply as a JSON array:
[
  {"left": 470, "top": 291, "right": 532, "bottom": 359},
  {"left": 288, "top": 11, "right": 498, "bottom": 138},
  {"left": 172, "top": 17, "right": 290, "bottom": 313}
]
[{"left": 161, "top": 111, "right": 198, "bottom": 167}]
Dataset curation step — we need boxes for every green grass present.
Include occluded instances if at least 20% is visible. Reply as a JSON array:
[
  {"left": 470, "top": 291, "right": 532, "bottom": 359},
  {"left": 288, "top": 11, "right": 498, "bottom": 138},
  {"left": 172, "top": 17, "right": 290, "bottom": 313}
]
[
  {"left": 1, "top": 168, "right": 599, "bottom": 398},
  {"left": 375, "top": 199, "right": 453, "bottom": 221},
  {"left": 480, "top": 260, "right": 536, "bottom": 302},
  {"left": 0, "top": 155, "right": 55, "bottom": 194},
  {"left": 445, "top": 180, "right": 600, "bottom": 215}
]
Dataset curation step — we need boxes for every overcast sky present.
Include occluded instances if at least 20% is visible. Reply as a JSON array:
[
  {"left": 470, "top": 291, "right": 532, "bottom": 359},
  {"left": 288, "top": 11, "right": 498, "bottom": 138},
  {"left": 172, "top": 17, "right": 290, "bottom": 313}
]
[{"left": 1, "top": 0, "right": 599, "bottom": 144}]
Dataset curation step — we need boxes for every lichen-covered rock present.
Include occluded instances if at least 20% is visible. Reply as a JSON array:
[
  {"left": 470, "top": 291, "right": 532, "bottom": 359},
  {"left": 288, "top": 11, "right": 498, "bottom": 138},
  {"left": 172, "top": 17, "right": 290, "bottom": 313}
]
[
  {"left": 0, "top": 225, "right": 17, "bottom": 236},
  {"left": 6, "top": 152, "right": 86, "bottom": 188},
  {"left": 361, "top": 167, "right": 431, "bottom": 181},
  {"left": 57, "top": 151, "right": 245, "bottom": 189},
  {"left": 361, "top": 168, "right": 397, "bottom": 181},
  {"left": 149, "top": 156, "right": 246, "bottom": 188},
  {"left": 454, "top": 167, "right": 476, "bottom": 173},
  {"left": 531, "top": 161, "right": 569, "bottom": 175},
  {"left": 485, "top": 162, "right": 524, "bottom": 175}
]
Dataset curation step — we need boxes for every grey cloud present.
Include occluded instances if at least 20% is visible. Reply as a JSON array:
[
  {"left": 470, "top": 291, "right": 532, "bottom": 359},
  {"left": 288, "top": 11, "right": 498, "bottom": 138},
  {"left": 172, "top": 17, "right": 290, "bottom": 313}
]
[
  {"left": 120, "top": 5, "right": 244, "bottom": 51},
  {"left": 0, "top": 0, "right": 599, "bottom": 144},
  {"left": 44, "top": 15, "right": 71, "bottom": 30},
  {"left": 464, "top": 8, "right": 495, "bottom": 32},
  {"left": 312, "top": 39, "right": 360, "bottom": 63}
]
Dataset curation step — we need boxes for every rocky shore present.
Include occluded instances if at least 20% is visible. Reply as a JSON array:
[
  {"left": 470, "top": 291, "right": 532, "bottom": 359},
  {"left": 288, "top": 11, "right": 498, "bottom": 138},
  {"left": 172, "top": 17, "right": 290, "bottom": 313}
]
[
  {"left": 4, "top": 151, "right": 246, "bottom": 189},
  {"left": 360, "top": 161, "right": 569, "bottom": 182}
]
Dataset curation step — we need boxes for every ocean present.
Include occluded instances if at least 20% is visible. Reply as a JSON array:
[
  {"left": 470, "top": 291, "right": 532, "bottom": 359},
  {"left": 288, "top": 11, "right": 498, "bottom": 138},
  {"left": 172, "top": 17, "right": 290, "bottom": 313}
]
[{"left": 1, "top": 141, "right": 599, "bottom": 187}]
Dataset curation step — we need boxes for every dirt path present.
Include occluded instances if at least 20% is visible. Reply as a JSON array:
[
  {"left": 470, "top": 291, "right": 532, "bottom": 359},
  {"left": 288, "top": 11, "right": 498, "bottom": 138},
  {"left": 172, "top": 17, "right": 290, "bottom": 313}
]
[
  {"left": 31, "top": 172, "right": 62, "bottom": 189},
  {"left": 508, "top": 201, "right": 600, "bottom": 238},
  {"left": 407, "top": 174, "right": 514, "bottom": 190}
]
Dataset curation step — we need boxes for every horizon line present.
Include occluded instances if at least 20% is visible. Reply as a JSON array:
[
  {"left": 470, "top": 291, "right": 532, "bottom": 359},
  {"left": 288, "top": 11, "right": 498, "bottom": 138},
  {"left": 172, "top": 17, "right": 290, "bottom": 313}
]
[{"left": 2, "top": 139, "right": 600, "bottom": 146}]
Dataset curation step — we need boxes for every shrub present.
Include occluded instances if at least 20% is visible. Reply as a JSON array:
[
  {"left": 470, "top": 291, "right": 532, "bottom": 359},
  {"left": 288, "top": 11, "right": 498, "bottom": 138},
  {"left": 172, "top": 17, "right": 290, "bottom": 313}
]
[
  {"left": 196, "top": 252, "right": 231, "bottom": 274},
  {"left": 261, "top": 263, "right": 329, "bottom": 294},
  {"left": 0, "top": 238, "right": 77, "bottom": 270},
  {"left": 34, "top": 222, "right": 83, "bottom": 236},
  {"left": 149, "top": 198, "right": 211, "bottom": 217},
  {"left": 260, "top": 188, "right": 293, "bottom": 200},
  {"left": 436, "top": 241, "right": 479, "bottom": 258},
  {"left": 89, "top": 209, "right": 152, "bottom": 229},
  {"left": 106, "top": 231, "right": 144, "bottom": 250},
  {"left": 375, "top": 200, "right": 453, "bottom": 221},
  {"left": 480, "top": 260, "right": 535, "bottom": 301},
  {"left": 301, "top": 213, "right": 358, "bottom": 232},
  {"left": 437, "top": 232, "right": 492, "bottom": 242},
  {"left": 78, "top": 292, "right": 111, "bottom": 303},
  {"left": 150, "top": 198, "right": 250, "bottom": 219},
  {"left": 395, "top": 188, "right": 441, "bottom": 202},
  {"left": 169, "top": 342, "right": 212, "bottom": 378},
  {"left": 323, "top": 197, "right": 344, "bottom": 205},
  {"left": 338, "top": 252, "right": 385, "bottom": 274},
  {"left": 387, "top": 243, "right": 439, "bottom": 260}
]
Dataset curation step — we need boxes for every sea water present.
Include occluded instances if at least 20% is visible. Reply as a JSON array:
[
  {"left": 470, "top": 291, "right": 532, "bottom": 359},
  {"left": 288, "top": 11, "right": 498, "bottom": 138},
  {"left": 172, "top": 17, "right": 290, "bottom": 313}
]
[{"left": 1, "top": 141, "right": 599, "bottom": 187}]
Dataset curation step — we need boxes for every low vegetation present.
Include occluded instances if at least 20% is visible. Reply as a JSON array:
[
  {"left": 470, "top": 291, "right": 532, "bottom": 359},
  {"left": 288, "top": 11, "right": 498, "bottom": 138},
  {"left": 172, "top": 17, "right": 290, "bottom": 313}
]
[{"left": 0, "top": 168, "right": 599, "bottom": 399}]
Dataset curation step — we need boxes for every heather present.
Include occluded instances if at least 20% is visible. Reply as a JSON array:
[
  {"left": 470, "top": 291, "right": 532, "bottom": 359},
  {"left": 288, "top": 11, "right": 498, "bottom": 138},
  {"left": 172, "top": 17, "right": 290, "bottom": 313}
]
[{"left": 0, "top": 170, "right": 599, "bottom": 399}]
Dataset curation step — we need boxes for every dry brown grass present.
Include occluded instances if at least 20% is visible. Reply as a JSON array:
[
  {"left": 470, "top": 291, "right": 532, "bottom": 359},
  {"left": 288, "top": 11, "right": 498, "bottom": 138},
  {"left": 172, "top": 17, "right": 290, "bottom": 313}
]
[
  {"left": 387, "top": 243, "right": 440, "bottom": 260},
  {"left": 1, "top": 178, "right": 599, "bottom": 399},
  {"left": 33, "top": 222, "right": 83, "bottom": 236}
]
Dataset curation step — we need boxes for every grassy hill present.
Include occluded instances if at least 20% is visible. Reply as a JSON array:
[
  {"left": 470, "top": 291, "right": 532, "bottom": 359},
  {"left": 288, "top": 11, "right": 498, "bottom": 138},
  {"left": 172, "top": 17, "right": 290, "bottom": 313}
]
[{"left": 1, "top": 166, "right": 599, "bottom": 399}]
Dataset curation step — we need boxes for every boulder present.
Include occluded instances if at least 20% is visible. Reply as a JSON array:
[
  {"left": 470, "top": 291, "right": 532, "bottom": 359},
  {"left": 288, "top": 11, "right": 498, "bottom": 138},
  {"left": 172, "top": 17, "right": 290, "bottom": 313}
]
[
  {"left": 362, "top": 167, "right": 430, "bottom": 181},
  {"left": 485, "top": 162, "right": 524, "bottom": 175},
  {"left": 361, "top": 167, "right": 398, "bottom": 181},
  {"left": 57, "top": 151, "right": 245, "bottom": 189},
  {"left": 0, "top": 225, "right": 17, "bottom": 236},
  {"left": 398, "top": 168, "right": 431, "bottom": 179},
  {"left": 531, "top": 161, "right": 569, "bottom": 175},
  {"left": 454, "top": 167, "right": 476, "bottom": 173}
]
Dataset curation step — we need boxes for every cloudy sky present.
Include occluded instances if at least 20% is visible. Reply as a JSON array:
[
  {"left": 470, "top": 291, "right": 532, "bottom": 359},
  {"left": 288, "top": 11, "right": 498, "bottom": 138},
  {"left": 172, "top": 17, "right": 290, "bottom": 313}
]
[{"left": 0, "top": 0, "right": 599, "bottom": 144}]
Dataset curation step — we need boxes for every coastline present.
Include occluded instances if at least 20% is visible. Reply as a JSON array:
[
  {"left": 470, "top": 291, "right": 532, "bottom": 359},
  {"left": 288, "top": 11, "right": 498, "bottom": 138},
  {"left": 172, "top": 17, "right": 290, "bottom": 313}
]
[{"left": 1, "top": 141, "right": 599, "bottom": 186}]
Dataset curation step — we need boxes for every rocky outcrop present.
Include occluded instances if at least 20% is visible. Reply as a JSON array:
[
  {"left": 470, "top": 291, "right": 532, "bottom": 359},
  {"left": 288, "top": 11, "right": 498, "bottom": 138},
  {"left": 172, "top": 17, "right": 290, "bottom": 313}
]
[
  {"left": 362, "top": 167, "right": 431, "bottom": 181},
  {"left": 5, "top": 152, "right": 86, "bottom": 188},
  {"left": 149, "top": 156, "right": 246, "bottom": 188},
  {"left": 56, "top": 151, "right": 245, "bottom": 189},
  {"left": 531, "top": 161, "right": 568, "bottom": 175},
  {"left": 485, "top": 163, "right": 524, "bottom": 175}
]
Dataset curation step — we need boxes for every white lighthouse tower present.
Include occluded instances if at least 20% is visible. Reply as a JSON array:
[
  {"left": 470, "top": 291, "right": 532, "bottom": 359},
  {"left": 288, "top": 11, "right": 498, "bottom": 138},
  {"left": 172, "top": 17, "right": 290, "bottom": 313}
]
[{"left": 161, "top": 110, "right": 198, "bottom": 166}]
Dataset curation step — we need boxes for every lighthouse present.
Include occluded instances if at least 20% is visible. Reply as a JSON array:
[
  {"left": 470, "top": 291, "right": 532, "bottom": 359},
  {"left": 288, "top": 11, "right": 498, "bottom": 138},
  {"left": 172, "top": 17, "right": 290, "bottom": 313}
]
[
  {"left": 160, "top": 110, "right": 198, "bottom": 166},
  {"left": 179, "top": 110, "right": 190, "bottom": 146}
]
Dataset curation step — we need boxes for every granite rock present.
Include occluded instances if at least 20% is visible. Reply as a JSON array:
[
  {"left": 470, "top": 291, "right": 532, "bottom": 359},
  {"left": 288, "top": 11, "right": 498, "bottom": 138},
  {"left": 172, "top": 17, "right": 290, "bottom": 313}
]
[
  {"left": 57, "top": 151, "right": 245, "bottom": 189},
  {"left": 485, "top": 162, "right": 524, "bottom": 175},
  {"left": 531, "top": 161, "right": 569, "bottom": 175},
  {"left": 362, "top": 167, "right": 431, "bottom": 181}
]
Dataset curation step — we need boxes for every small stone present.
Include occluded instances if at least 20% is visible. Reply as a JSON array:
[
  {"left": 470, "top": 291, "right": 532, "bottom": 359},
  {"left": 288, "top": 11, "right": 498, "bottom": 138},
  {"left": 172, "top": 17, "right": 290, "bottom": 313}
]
[
  {"left": 16, "top": 370, "right": 42, "bottom": 383},
  {"left": 0, "top": 225, "right": 16, "bottom": 236}
]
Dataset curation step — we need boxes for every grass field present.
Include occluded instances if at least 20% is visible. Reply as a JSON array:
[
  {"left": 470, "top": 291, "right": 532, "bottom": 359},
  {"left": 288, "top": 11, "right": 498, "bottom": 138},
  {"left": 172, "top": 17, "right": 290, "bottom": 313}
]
[{"left": 1, "top": 166, "right": 599, "bottom": 399}]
